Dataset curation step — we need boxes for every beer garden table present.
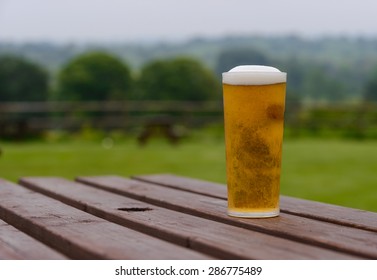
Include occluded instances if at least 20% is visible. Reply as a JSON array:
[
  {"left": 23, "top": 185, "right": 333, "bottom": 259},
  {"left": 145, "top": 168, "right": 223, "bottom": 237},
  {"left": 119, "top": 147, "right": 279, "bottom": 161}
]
[{"left": 0, "top": 174, "right": 376, "bottom": 260}]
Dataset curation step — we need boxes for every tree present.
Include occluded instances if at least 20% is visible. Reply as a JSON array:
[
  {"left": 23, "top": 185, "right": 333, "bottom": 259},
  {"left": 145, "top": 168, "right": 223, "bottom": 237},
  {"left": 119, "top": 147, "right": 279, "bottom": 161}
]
[
  {"left": 0, "top": 55, "right": 49, "bottom": 101},
  {"left": 364, "top": 66, "right": 377, "bottom": 102},
  {"left": 138, "top": 57, "right": 220, "bottom": 101},
  {"left": 56, "top": 51, "right": 133, "bottom": 101}
]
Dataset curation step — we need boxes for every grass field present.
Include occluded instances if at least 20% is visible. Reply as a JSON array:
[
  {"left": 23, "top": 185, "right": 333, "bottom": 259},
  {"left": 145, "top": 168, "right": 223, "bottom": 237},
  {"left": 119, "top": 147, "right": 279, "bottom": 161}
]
[{"left": 1, "top": 135, "right": 377, "bottom": 212}]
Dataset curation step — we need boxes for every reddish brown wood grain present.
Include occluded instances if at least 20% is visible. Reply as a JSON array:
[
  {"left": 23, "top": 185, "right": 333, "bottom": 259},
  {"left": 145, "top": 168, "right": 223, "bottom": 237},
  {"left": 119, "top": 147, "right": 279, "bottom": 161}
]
[
  {"left": 77, "top": 175, "right": 377, "bottom": 259},
  {"left": 2, "top": 173, "right": 376, "bottom": 260},
  {"left": 133, "top": 173, "right": 228, "bottom": 199},
  {"left": 132, "top": 174, "right": 377, "bottom": 233},
  {"left": 0, "top": 219, "right": 67, "bottom": 259},
  {"left": 19, "top": 177, "right": 359, "bottom": 260},
  {"left": 0, "top": 179, "right": 211, "bottom": 260}
]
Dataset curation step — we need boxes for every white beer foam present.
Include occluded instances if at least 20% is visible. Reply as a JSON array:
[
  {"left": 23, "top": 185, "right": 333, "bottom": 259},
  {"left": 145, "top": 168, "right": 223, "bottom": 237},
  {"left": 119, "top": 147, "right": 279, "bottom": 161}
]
[{"left": 223, "top": 65, "right": 287, "bottom": 85}]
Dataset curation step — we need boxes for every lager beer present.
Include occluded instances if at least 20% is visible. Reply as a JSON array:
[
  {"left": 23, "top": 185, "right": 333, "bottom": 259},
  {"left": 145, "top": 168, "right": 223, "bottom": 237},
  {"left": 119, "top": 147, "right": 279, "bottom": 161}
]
[{"left": 222, "top": 65, "right": 287, "bottom": 218}]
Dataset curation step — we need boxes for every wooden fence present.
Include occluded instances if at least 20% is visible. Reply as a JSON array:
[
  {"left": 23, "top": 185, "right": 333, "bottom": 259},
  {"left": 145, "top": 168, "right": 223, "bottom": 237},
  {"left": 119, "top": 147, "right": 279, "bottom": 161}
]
[
  {"left": 1, "top": 100, "right": 377, "bottom": 139},
  {"left": 0, "top": 100, "right": 224, "bottom": 137}
]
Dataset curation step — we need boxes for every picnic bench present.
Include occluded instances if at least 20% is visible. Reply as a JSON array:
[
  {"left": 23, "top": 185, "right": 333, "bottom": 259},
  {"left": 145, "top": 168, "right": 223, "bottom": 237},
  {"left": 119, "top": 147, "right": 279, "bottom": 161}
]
[
  {"left": 137, "top": 116, "right": 181, "bottom": 145},
  {"left": 0, "top": 174, "right": 376, "bottom": 260}
]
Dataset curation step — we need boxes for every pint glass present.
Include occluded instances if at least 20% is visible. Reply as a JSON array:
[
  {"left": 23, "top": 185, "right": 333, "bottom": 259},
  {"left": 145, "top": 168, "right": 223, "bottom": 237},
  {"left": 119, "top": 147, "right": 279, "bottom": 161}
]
[{"left": 222, "top": 65, "right": 287, "bottom": 218}]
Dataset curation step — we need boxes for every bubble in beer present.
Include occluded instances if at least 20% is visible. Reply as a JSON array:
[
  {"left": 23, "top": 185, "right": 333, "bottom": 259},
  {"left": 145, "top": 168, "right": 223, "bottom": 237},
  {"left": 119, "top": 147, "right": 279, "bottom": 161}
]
[
  {"left": 222, "top": 65, "right": 286, "bottom": 85},
  {"left": 266, "top": 104, "right": 285, "bottom": 121}
]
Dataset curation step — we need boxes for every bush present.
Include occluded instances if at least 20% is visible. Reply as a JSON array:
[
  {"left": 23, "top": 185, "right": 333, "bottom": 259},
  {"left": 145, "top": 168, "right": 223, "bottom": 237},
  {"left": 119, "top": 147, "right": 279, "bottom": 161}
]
[
  {"left": 56, "top": 51, "right": 133, "bottom": 101},
  {"left": 0, "top": 55, "right": 49, "bottom": 101},
  {"left": 137, "top": 57, "right": 220, "bottom": 101}
]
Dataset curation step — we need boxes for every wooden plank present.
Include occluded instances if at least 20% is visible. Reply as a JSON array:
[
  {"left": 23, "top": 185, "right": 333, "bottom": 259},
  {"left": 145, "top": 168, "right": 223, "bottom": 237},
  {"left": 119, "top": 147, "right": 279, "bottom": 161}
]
[
  {"left": 133, "top": 174, "right": 377, "bottom": 233},
  {"left": 133, "top": 174, "right": 227, "bottom": 199},
  {"left": 279, "top": 196, "right": 377, "bottom": 232},
  {"left": 0, "top": 179, "right": 211, "bottom": 260},
  {"left": 19, "top": 177, "right": 359, "bottom": 260},
  {"left": 0, "top": 219, "right": 67, "bottom": 260},
  {"left": 77, "top": 175, "right": 377, "bottom": 259}
]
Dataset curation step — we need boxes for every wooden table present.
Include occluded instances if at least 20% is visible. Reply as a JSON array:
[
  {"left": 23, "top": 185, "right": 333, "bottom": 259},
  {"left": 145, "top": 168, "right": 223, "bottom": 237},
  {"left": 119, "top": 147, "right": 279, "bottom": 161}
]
[{"left": 0, "top": 174, "right": 376, "bottom": 260}]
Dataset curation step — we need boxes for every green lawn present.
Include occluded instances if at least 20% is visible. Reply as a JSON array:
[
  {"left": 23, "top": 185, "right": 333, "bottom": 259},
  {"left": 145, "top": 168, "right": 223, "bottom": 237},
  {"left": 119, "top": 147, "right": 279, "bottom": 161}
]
[{"left": 1, "top": 136, "right": 376, "bottom": 212}]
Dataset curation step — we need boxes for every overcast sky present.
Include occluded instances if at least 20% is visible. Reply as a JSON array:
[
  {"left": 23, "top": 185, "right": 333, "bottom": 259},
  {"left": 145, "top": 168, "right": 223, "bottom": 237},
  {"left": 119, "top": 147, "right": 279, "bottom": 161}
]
[{"left": 1, "top": 0, "right": 377, "bottom": 43}]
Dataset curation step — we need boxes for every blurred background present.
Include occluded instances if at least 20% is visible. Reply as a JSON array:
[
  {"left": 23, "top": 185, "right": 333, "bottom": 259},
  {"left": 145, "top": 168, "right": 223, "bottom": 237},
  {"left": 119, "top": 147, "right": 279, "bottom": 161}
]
[{"left": 0, "top": 0, "right": 377, "bottom": 211}]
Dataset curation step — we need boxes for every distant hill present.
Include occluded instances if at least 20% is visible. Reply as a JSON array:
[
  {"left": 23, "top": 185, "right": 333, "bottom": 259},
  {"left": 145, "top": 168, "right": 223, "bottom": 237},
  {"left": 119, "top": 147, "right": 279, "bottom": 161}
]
[{"left": 1, "top": 35, "right": 377, "bottom": 101}]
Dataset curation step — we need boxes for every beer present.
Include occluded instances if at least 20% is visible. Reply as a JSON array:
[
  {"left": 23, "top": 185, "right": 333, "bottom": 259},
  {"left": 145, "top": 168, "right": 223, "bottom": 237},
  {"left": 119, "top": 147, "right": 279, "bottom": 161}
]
[{"left": 222, "top": 65, "right": 287, "bottom": 218}]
